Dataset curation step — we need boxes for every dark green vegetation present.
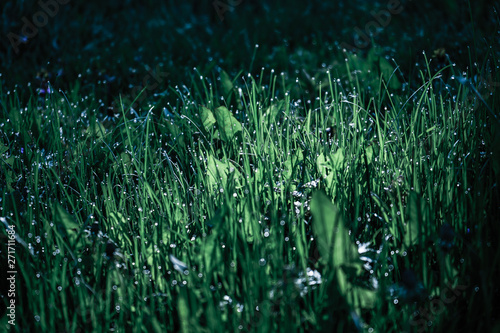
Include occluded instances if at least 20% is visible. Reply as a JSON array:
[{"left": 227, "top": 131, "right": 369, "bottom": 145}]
[{"left": 1, "top": 0, "right": 500, "bottom": 332}]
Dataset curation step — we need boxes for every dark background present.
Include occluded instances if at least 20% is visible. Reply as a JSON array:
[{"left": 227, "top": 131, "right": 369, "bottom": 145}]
[{"left": 0, "top": 0, "right": 498, "bottom": 108}]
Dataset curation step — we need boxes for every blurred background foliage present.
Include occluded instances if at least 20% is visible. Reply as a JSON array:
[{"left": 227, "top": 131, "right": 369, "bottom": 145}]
[{"left": 0, "top": 0, "right": 498, "bottom": 106}]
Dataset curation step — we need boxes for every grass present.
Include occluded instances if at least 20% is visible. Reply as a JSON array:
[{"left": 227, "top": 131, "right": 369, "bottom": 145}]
[{"left": 1, "top": 1, "right": 500, "bottom": 332}]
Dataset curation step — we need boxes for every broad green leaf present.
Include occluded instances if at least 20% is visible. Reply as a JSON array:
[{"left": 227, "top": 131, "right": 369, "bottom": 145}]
[
  {"left": 404, "top": 191, "right": 427, "bottom": 247},
  {"left": 120, "top": 152, "right": 132, "bottom": 171},
  {"left": 206, "top": 154, "right": 242, "bottom": 189},
  {"left": 311, "top": 192, "right": 373, "bottom": 312},
  {"left": 214, "top": 106, "right": 242, "bottom": 142},
  {"left": 53, "top": 204, "right": 83, "bottom": 250},
  {"left": 206, "top": 155, "right": 229, "bottom": 188},
  {"left": 353, "top": 285, "right": 377, "bottom": 309},
  {"left": 310, "top": 191, "right": 358, "bottom": 267},
  {"left": 283, "top": 150, "right": 304, "bottom": 180},
  {"left": 200, "top": 106, "right": 217, "bottom": 132},
  {"left": 55, "top": 203, "right": 79, "bottom": 232},
  {"left": 337, "top": 267, "right": 376, "bottom": 310},
  {"left": 263, "top": 100, "right": 285, "bottom": 122},
  {"left": 220, "top": 69, "right": 234, "bottom": 98},
  {"left": 212, "top": 129, "right": 221, "bottom": 140},
  {"left": 9, "top": 108, "right": 22, "bottom": 132},
  {"left": 86, "top": 121, "right": 106, "bottom": 141},
  {"left": 348, "top": 53, "right": 370, "bottom": 74},
  {"left": 331, "top": 148, "right": 345, "bottom": 170},
  {"left": 5, "top": 171, "right": 16, "bottom": 192},
  {"left": 365, "top": 145, "right": 374, "bottom": 165},
  {"left": 113, "top": 152, "right": 132, "bottom": 172},
  {"left": 165, "top": 121, "right": 185, "bottom": 148},
  {"left": 316, "top": 153, "right": 334, "bottom": 189}
]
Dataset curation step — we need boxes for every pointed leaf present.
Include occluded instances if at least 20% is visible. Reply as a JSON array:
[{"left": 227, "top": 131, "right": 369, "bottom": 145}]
[
  {"left": 404, "top": 191, "right": 426, "bottom": 247},
  {"left": 206, "top": 154, "right": 241, "bottom": 189},
  {"left": 206, "top": 155, "right": 228, "bottom": 188},
  {"left": 311, "top": 192, "right": 358, "bottom": 267},
  {"left": 200, "top": 106, "right": 217, "bottom": 132},
  {"left": 53, "top": 204, "right": 83, "bottom": 250},
  {"left": 331, "top": 148, "right": 345, "bottom": 170},
  {"left": 55, "top": 203, "right": 79, "bottom": 232},
  {"left": 337, "top": 267, "right": 377, "bottom": 310},
  {"left": 214, "top": 106, "right": 242, "bottom": 142}
]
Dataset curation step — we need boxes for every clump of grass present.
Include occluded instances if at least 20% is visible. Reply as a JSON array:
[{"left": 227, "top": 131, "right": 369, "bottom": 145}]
[{"left": 1, "top": 39, "right": 499, "bottom": 332}]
